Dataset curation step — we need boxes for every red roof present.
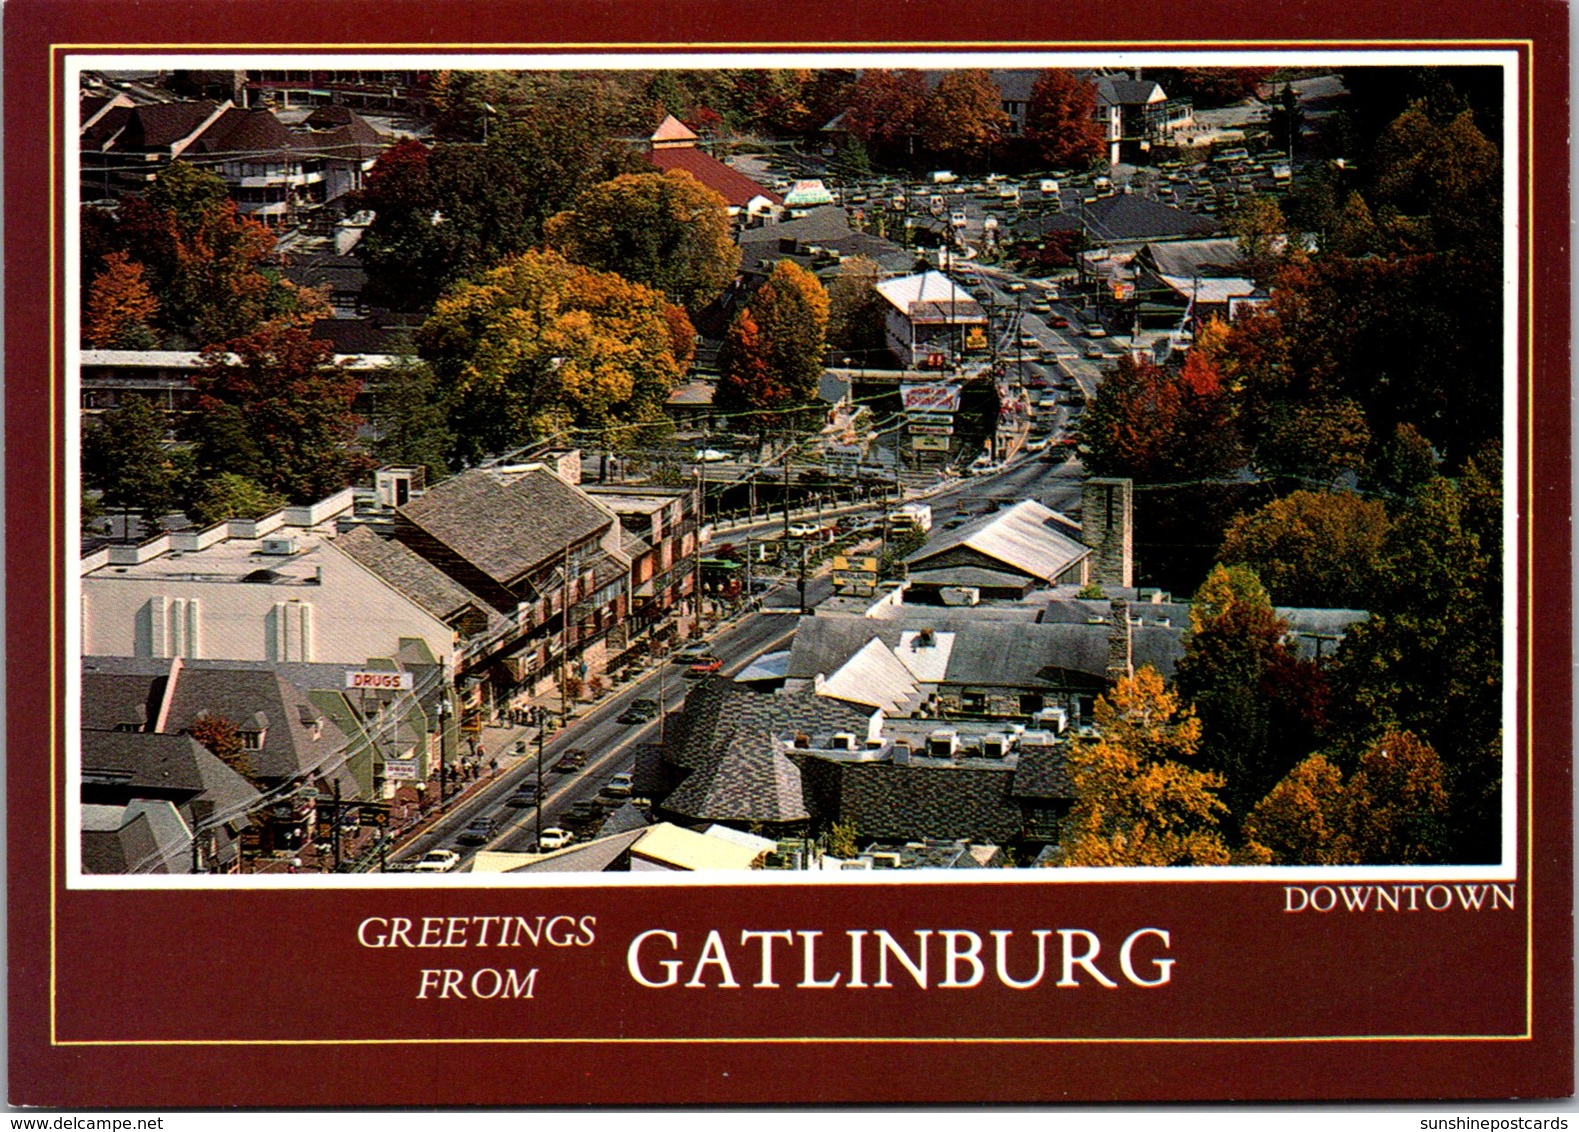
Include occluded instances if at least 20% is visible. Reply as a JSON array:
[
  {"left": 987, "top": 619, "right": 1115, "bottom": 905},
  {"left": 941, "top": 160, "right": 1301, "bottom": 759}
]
[
  {"left": 647, "top": 148, "right": 782, "bottom": 209},
  {"left": 650, "top": 114, "right": 699, "bottom": 144}
]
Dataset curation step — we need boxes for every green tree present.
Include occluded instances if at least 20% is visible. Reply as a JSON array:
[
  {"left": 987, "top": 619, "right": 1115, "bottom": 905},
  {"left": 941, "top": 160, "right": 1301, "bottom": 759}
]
[
  {"left": 187, "top": 473, "right": 286, "bottom": 528},
  {"left": 1173, "top": 565, "right": 1329, "bottom": 830},
  {"left": 190, "top": 323, "right": 371, "bottom": 503},
  {"left": 1218, "top": 490, "right": 1390, "bottom": 609},
  {"left": 1023, "top": 69, "right": 1105, "bottom": 169},
  {"left": 1058, "top": 666, "right": 1231, "bottom": 867},
  {"left": 370, "top": 353, "right": 454, "bottom": 481},
  {"left": 1327, "top": 458, "right": 1501, "bottom": 863},
  {"left": 420, "top": 249, "right": 691, "bottom": 466},
  {"left": 826, "top": 820, "right": 859, "bottom": 859},
  {"left": 1363, "top": 421, "right": 1439, "bottom": 503},
  {"left": 1227, "top": 197, "right": 1288, "bottom": 283},
  {"left": 544, "top": 169, "right": 740, "bottom": 311},
  {"left": 824, "top": 254, "right": 885, "bottom": 361},
  {"left": 82, "top": 394, "right": 186, "bottom": 533},
  {"left": 1371, "top": 104, "right": 1501, "bottom": 258}
]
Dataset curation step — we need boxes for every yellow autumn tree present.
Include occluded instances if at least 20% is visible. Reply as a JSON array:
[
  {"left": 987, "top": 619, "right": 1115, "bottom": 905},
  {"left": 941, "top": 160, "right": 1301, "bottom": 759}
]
[
  {"left": 85, "top": 251, "right": 160, "bottom": 349},
  {"left": 420, "top": 249, "right": 692, "bottom": 466},
  {"left": 1057, "top": 666, "right": 1231, "bottom": 867},
  {"left": 1241, "top": 731, "right": 1451, "bottom": 865}
]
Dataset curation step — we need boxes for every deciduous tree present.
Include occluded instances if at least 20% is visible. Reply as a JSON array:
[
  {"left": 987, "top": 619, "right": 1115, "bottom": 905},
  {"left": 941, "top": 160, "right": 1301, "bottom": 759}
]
[
  {"left": 714, "top": 308, "right": 787, "bottom": 426},
  {"left": 544, "top": 169, "right": 740, "bottom": 311},
  {"left": 370, "top": 352, "right": 454, "bottom": 481},
  {"left": 187, "top": 713, "right": 252, "bottom": 780},
  {"left": 420, "top": 250, "right": 691, "bottom": 465},
  {"left": 187, "top": 473, "right": 286, "bottom": 528},
  {"left": 1218, "top": 490, "right": 1390, "bottom": 609},
  {"left": 842, "top": 70, "right": 928, "bottom": 160},
  {"left": 747, "top": 260, "right": 830, "bottom": 409},
  {"left": 1078, "top": 353, "right": 1240, "bottom": 481},
  {"left": 82, "top": 394, "right": 186, "bottom": 532},
  {"left": 1058, "top": 667, "right": 1231, "bottom": 867},
  {"left": 917, "top": 70, "right": 1010, "bottom": 165},
  {"left": 190, "top": 323, "right": 370, "bottom": 503},
  {"left": 84, "top": 251, "right": 160, "bottom": 349},
  {"left": 1173, "top": 565, "right": 1330, "bottom": 829},
  {"left": 1023, "top": 69, "right": 1105, "bottom": 168}
]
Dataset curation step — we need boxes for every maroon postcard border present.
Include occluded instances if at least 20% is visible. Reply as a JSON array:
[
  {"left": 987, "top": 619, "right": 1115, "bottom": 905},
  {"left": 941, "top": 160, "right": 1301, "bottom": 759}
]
[{"left": 6, "top": 0, "right": 1571, "bottom": 1107}]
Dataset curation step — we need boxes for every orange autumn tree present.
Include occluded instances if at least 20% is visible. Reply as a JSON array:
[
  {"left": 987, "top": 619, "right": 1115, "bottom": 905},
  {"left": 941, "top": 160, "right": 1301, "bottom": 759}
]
[
  {"left": 85, "top": 251, "right": 160, "bottom": 349},
  {"left": 1241, "top": 731, "right": 1450, "bottom": 865},
  {"left": 1057, "top": 666, "right": 1231, "bottom": 867}
]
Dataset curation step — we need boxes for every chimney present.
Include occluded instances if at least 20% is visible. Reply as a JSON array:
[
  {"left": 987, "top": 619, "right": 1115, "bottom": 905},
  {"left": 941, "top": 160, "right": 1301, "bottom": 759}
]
[
  {"left": 1106, "top": 598, "right": 1133, "bottom": 684},
  {"left": 1082, "top": 478, "right": 1133, "bottom": 588}
]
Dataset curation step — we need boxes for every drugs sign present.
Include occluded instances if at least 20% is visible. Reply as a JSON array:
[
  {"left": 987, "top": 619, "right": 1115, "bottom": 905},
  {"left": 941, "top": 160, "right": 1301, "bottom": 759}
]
[{"left": 345, "top": 670, "right": 414, "bottom": 691}]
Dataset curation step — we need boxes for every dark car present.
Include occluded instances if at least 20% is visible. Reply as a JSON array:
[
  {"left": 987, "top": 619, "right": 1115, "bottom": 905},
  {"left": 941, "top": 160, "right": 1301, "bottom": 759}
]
[
  {"left": 617, "top": 698, "right": 660, "bottom": 724},
  {"left": 553, "top": 748, "right": 588, "bottom": 773},
  {"left": 456, "top": 817, "right": 497, "bottom": 845},
  {"left": 564, "top": 800, "right": 606, "bottom": 827},
  {"left": 505, "top": 784, "right": 540, "bottom": 807}
]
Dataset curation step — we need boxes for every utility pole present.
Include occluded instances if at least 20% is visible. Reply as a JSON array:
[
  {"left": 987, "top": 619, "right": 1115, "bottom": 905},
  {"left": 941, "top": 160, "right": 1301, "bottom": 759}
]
[
  {"left": 693, "top": 447, "right": 705, "bottom": 640},
  {"left": 798, "top": 542, "right": 809, "bottom": 615},
  {"left": 559, "top": 542, "right": 572, "bottom": 730},
  {"left": 782, "top": 446, "right": 793, "bottom": 540},
  {"left": 331, "top": 779, "right": 342, "bottom": 872},
  {"left": 744, "top": 537, "right": 754, "bottom": 605},
  {"left": 534, "top": 724, "right": 544, "bottom": 850}
]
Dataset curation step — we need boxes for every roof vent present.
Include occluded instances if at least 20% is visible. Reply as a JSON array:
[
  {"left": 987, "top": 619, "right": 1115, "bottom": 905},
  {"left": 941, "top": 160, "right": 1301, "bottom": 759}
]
[{"left": 259, "top": 537, "right": 299, "bottom": 556}]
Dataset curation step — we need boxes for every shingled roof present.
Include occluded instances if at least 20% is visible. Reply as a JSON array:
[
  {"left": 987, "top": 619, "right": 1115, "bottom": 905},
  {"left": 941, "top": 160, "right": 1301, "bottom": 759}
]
[
  {"left": 907, "top": 499, "right": 1090, "bottom": 584},
  {"left": 334, "top": 525, "right": 500, "bottom": 633},
  {"left": 647, "top": 148, "right": 783, "bottom": 209},
  {"left": 187, "top": 106, "right": 296, "bottom": 158},
  {"left": 397, "top": 468, "right": 613, "bottom": 590},
  {"left": 802, "top": 759, "right": 1025, "bottom": 844},
  {"left": 161, "top": 666, "right": 348, "bottom": 783}
]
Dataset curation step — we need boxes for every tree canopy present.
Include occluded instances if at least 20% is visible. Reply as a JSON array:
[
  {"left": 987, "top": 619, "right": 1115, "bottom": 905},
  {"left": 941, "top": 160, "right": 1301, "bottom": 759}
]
[
  {"left": 1024, "top": 69, "right": 1105, "bottom": 168},
  {"left": 420, "top": 249, "right": 693, "bottom": 465},
  {"left": 544, "top": 169, "right": 740, "bottom": 311},
  {"left": 1058, "top": 666, "right": 1231, "bottom": 867},
  {"left": 1218, "top": 490, "right": 1390, "bottom": 608}
]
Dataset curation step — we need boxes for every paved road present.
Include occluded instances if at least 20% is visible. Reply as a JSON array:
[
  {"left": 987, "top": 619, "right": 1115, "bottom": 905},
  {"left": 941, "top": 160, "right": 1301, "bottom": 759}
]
[{"left": 391, "top": 602, "right": 802, "bottom": 869}]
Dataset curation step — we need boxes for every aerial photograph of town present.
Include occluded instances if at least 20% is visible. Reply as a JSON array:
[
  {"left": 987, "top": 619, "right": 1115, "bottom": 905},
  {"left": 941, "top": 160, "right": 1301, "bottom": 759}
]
[{"left": 72, "top": 60, "right": 1507, "bottom": 878}]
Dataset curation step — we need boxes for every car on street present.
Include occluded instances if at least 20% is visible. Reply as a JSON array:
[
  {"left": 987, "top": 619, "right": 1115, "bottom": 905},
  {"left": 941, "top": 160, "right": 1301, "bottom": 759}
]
[
  {"left": 1085, "top": 343, "right": 1106, "bottom": 359},
  {"left": 1047, "top": 315, "right": 1069, "bottom": 328},
  {"left": 1017, "top": 334, "right": 1039, "bottom": 350},
  {"left": 456, "top": 817, "right": 497, "bottom": 845},
  {"left": 602, "top": 772, "right": 635, "bottom": 798},
  {"left": 564, "top": 800, "right": 606, "bottom": 826},
  {"left": 506, "top": 783, "right": 540, "bottom": 807},
  {"left": 617, "top": 698, "right": 659, "bottom": 724},
  {"left": 687, "top": 655, "right": 724, "bottom": 677},
  {"left": 413, "top": 849, "right": 461, "bottom": 873},
  {"left": 1087, "top": 325, "right": 1107, "bottom": 338},
  {"left": 1030, "top": 302, "right": 1051, "bottom": 314},
  {"left": 673, "top": 643, "right": 712, "bottom": 664},
  {"left": 553, "top": 748, "right": 588, "bottom": 772},
  {"left": 787, "top": 522, "right": 825, "bottom": 539},
  {"left": 536, "top": 828, "right": 573, "bottom": 851}
]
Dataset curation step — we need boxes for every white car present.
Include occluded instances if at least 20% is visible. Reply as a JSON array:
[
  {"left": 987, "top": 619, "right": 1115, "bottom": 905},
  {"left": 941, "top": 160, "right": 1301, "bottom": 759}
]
[
  {"left": 787, "top": 522, "right": 824, "bottom": 539},
  {"left": 413, "top": 849, "right": 461, "bottom": 873},
  {"left": 693, "top": 448, "right": 731, "bottom": 463},
  {"left": 537, "top": 828, "right": 574, "bottom": 851}
]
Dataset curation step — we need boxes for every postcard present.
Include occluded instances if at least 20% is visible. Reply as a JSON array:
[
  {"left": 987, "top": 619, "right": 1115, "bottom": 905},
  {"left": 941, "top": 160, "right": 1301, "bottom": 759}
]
[{"left": 7, "top": 0, "right": 1571, "bottom": 1107}]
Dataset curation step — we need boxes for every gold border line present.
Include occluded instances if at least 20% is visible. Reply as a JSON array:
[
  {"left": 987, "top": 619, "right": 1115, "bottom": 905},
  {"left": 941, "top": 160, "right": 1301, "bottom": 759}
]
[{"left": 48, "top": 38, "right": 1539, "bottom": 1051}]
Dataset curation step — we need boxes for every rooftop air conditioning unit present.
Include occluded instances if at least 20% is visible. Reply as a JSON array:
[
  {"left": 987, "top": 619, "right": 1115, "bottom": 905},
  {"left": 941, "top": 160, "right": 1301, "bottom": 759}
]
[{"left": 259, "top": 537, "right": 299, "bottom": 556}]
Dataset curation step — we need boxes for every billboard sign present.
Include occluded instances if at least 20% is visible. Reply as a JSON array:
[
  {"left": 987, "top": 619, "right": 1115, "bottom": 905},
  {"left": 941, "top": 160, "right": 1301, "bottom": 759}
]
[{"left": 900, "top": 383, "right": 962, "bottom": 412}]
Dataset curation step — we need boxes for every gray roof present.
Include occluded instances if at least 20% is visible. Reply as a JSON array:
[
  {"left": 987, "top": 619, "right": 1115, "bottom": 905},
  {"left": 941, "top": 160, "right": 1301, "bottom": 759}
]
[
  {"left": 397, "top": 468, "right": 612, "bottom": 588},
  {"left": 1010, "top": 744, "right": 1076, "bottom": 799},
  {"left": 802, "top": 758, "right": 1024, "bottom": 843},
  {"left": 82, "top": 668, "right": 169, "bottom": 731},
  {"left": 1095, "top": 76, "right": 1163, "bottom": 107},
  {"left": 505, "top": 828, "right": 648, "bottom": 873},
  {"left": 81, "top": 800, "right": 190, "bottom": 874},
  {"left": 905, "top": 565, "right": 1037, "bottom": 592},
  {"left": 1080, "top": 195, "right": 1219, "bottom": 243},
  {"left": 1137, "top": 238, "right": 1247, "bottom": 279},
  {"left": 597, "top": 802, "right": 654, "bottom": 838},
  {"left": 1040, "top": 598, "right": 1367, "bottom": 663},
  {"left": 335, "top": 525, "right": 500, "bottom": 630},
  {"left": 660, "top": 680, "right": 872, "bottom": 824},
  {"left": 160, "top": 665, "right": 349, "bottom": 782},
  {"left": 907, "top": 499, "right": 1090, "bottom": 583}
]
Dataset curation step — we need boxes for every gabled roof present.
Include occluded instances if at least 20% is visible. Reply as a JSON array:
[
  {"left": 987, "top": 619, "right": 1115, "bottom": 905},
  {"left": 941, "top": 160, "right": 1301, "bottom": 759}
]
[
  {"left": 1080, "top": 195, "right": 1219, "bottom": 243},
  {"left": 874, "top": 272, "right": 987, "bottom": 324},
  {"left": 82, "top": 800, "right": 190, "bottom": 874},
  {"left": 907, "top": 499, "right": 1090, "bottom": 584},
  {"left": 160, "top": 665, "right": 348, "bottom": 782},
  {"left": 650, "top": 114, "right": 699, "bottom": 145},
  {"left": 111, "top": 100, "right": 224, "bottom": 150},
  {"left": 1136, "top": 237, "right": 1246, "bottom": 279},
  {"left": 629, "top": 822, "right": 768, "bottom": 870},
  {"left": 334, "top": 525, "right": 499, "bottom": 632},
  {"left": 81, "top": 729, "right": 259, "bottom": 816},
  {"left": 187, "top": 106, "right": 295, "bottom": 158},
  {"left": 1094, "top": 76, "right": 1164, "bottom": 107},
  {"left": 647, "top": 147, "right": 784, "bottom": 208},
  {"left": 397, "top": 468, "right": 612, "bottom": 590},
  {"left": 816, "top": 636, "right": 918, "bottom": 713}
]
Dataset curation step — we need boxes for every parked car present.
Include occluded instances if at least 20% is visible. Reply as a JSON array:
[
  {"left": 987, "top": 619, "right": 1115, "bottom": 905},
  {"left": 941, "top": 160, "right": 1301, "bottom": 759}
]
[
  {"left": 553, "top": 748, "right": 588, "bottom": 772},
  {"left": 413, "top": 849, "right": 461, "bottom": 873},
  {"left": 687, "top": 655, "right": 724, "bottom": 677},
  {"left": 787, "top": 522, "right": 824, "bottom": 539},
  {"left": 456, "top": 817, "right": 496, "bottom": 845},
  {"left": 603, "top": 772, "right": 635, "bottom": 798},
  {"left": 536, "top": 828, "right": 573, "bottom": 851},
  {"left": 564, "top": 800, "right": 606, "bottom": 826}
]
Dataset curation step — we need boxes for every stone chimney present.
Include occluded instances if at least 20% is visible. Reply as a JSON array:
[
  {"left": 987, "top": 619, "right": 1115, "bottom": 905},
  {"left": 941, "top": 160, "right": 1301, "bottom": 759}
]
[
  {"left": 1106, "top": 598, "right": 1133, "bottom": 684},
  {"left": 1082, "top": 478, "right": 1133, "bottom": 588}
]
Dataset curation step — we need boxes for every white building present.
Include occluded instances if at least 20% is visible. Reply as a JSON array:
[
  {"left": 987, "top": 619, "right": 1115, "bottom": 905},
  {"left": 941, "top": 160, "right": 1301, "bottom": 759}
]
[{"left": 873, "top": 271, "right": 989, "bottom": 369}]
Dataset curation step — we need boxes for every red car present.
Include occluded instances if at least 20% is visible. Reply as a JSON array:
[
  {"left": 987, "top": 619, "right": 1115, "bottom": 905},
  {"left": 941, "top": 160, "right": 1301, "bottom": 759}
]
[
  {"left": 687, "top": 656, "right": 724, "bottom": 677},
  {"left": 1048, "top": 315, "right": 1069, "bottom": 328}
]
